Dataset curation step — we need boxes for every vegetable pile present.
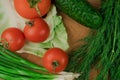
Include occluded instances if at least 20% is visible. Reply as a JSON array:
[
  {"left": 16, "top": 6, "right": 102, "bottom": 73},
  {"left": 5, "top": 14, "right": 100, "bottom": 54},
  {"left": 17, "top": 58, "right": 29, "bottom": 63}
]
[
  {"left": 0, "top": 45, "right": 79, "bottom": 80},
  {"left": 65, "top": 0, "right": 120, "bottom": 80},
  {"left": 0, "top": 0, "right": 69, "bottom": 56},
  {"left": 0, "top": 0, "right": 80, "bottom": 80},
  {"left": 1, "top": 0, "right": 120, "bottom": 80},
  {"left": 0, "top": 45, "right": 55, "bottom": 80}
]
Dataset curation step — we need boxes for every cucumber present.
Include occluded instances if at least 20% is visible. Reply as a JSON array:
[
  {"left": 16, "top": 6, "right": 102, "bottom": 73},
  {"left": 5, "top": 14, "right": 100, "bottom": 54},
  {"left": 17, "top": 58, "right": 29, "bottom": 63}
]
[{"left": 55, "top": 0, "right": 102, "bottom": 29}]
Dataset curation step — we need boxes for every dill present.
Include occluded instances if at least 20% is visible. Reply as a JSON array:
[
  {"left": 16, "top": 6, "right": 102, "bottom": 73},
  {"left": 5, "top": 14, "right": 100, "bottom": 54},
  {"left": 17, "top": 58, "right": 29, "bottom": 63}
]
[{"left": 66, "top": 0, "right": 120, "bottom": 80}]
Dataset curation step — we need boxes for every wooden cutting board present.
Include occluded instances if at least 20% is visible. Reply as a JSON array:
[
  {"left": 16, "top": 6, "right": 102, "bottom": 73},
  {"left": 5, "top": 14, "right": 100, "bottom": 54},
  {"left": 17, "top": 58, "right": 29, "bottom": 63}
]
[{"left": 18, "top": 0, "right": 101, "bottom": 80}]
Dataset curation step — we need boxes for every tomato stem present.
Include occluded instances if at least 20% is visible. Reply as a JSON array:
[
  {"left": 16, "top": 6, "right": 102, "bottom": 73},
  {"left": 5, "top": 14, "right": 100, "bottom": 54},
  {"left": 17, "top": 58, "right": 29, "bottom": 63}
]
[
  {"left": 27, "top": 0, "right": 41, "bottom": 17},
  {"left": 52, "top": 61, "right": 60, "bottom": 67},
  {"left": 28, "top": 0, "right": 41, "bottom": 8},
  {"left": 1, "top": 38, "right": 9, "bottom": 49},
  {"left": 25, "top": 21, "right": 34, "bottom": 27},
  {"left": 34, "top": 4, "right": 41, "bottom": 17},
  {"left": 52, "top": 61, "right": 59, "bottom": 73}
]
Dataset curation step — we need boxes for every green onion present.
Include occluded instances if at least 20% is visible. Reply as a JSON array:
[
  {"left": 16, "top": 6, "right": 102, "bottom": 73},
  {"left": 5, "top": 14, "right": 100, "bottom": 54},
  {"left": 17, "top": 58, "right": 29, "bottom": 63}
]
[
  {"left": 0, "top": 45, "right": 46, "bottom": 71},
  {"left": 0, "top": 45, "right": 57, "bottom": 80}
]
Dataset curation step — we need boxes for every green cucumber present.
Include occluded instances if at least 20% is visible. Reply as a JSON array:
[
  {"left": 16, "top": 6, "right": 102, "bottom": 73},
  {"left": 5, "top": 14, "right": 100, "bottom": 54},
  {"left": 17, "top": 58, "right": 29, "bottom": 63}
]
[{"left": 55, "top": 0, "right": 102, "bottom": 29}]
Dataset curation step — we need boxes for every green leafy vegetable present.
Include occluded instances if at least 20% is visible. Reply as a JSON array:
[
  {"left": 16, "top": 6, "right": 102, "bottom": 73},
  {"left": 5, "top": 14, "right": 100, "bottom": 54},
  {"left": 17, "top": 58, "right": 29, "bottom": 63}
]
[
  {"left": 0, "top": 0, "right": 12, "bottom": 34},
  {"left": 66, "top": 0, "right": 120, "bottom": 80},
  {"left": 0, "top": 0, "right": 25, "bottom": 34}
]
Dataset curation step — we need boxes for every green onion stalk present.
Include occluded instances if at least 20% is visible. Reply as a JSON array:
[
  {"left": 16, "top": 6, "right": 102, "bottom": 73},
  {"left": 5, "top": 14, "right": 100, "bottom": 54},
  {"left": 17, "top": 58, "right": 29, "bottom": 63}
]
[
  {"left": 66, "top": 0, "right": 120, "bottom": 80},
  {"left": 0, "top": 45, "right": 47, "bottom": 71},
  {"left": 0, "top": 45, "right": 79, "bottom": 80},
  {"left": 0, "top": 45, "right": 56, "bottom": 80}
]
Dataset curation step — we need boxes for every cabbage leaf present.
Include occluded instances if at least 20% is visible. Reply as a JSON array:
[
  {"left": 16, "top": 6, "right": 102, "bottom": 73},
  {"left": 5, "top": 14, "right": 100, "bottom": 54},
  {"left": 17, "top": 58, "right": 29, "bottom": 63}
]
[{"left": 0, "top": 0, "right": 69, "bottom": 57}]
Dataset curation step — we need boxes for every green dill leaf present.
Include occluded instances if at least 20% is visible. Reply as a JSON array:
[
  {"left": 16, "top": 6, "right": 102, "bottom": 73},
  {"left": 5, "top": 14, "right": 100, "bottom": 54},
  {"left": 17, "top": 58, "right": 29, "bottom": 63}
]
[{"left": 66, "top": 0, "right": 120, "bottom": 80}]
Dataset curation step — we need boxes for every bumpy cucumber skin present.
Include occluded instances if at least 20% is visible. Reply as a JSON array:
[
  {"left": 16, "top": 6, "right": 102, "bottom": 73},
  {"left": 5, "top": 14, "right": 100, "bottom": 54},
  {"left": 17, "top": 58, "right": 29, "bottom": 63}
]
[{"left": 55, "top": 0, "right": 102, "bottom": 29}]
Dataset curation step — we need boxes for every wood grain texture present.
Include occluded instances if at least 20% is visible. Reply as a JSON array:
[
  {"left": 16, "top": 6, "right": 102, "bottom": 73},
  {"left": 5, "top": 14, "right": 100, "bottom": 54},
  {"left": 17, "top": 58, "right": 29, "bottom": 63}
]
[
  {"left": 88, "top": 0, "right": 101, "bottom": 9},
  {"left": 61, "top": 12, "right": 91, "bottom": 52}
]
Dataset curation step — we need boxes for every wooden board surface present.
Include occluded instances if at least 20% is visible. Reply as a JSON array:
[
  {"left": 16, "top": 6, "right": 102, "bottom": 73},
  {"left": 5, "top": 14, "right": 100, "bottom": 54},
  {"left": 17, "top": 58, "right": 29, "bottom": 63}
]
[{"left": 18, "top": 0, "right": 101, "bottom": 80}]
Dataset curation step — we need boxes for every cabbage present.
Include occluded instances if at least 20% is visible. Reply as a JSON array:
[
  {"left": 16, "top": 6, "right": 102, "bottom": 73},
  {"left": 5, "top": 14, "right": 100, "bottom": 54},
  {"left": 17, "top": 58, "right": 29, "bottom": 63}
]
[
  {"left": 0, "top": 0, "right": 69, "bottom": 57},
  {"left": 0, "top": 0, "right": 14, "bottom": 34},
  {"left": 0, "top": 0, "right": 25, "bottom": 33}
]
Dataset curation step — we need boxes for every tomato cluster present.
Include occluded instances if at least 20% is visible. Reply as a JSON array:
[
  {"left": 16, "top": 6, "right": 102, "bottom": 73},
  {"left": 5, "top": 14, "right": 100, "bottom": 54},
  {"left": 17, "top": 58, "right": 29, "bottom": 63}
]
[
  {"left": 1, "top": 0, "right": 68, "bottom": 73},
  {"left": 1, "top": 18, "right": 50, "bottom": 51},
  {"left": 1, "top": 0, "right": 51, "bottom": 51}
]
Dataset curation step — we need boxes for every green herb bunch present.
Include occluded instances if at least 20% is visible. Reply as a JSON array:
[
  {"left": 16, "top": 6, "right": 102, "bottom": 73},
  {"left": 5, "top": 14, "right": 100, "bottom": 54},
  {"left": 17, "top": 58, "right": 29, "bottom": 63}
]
[{"left": 66, "top": 0, "right": 120, "bottom": 80}]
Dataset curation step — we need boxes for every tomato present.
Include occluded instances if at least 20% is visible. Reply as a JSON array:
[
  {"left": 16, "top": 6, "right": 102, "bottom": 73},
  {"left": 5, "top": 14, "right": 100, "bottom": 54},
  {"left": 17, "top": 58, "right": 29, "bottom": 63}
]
[
  {"left": 14, "top": 0, "right": 51, "bottom": 19},
  {"left": 42, "top": 48, "right": 69, "bottom": 73},
  {"left": 1, "top": 28, "right": 25, "bottom": 51},
  {"left": 24, "top": 18, "right": 50, "bottom": 43}
]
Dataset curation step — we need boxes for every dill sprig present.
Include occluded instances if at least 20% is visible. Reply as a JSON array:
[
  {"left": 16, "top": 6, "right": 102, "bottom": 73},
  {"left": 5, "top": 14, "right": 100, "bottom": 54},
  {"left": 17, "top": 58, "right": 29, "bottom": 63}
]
[{"left": 66, "top": 0, "right": 120, "bottom": 80}]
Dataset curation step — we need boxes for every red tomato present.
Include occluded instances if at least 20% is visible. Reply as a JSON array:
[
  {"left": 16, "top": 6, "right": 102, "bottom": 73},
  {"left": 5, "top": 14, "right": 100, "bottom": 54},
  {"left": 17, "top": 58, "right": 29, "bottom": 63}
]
[
  {"left": 24, "top": 18, "right": 50, "bottom": 43},
  {"left": 43, "top": 48, "right": 69, "bottom": 73},
  {"left": 1, "top": 28, "right": 25, "bottom": 51},
  {"left": 14, "top": 0, "right": 51, "bottom": 19}
]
